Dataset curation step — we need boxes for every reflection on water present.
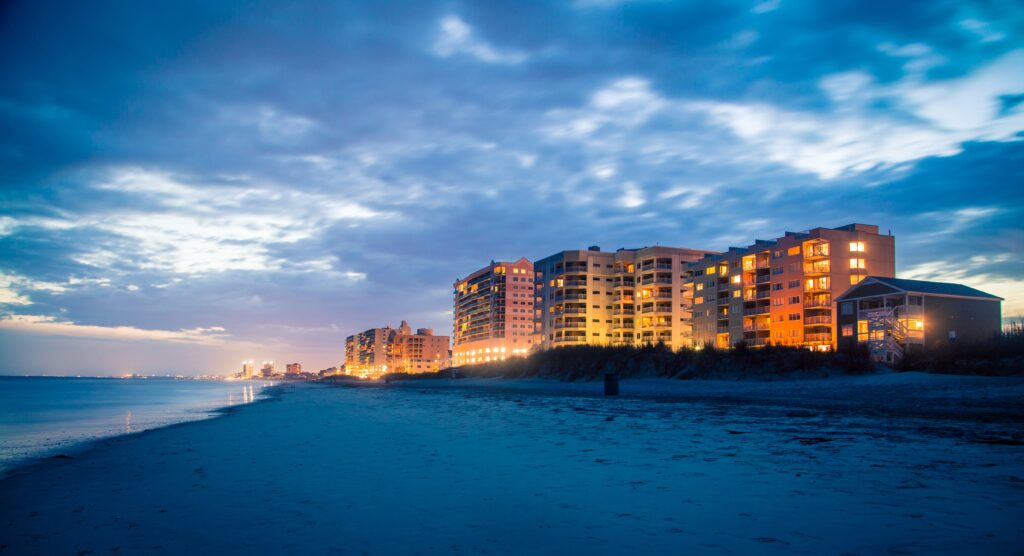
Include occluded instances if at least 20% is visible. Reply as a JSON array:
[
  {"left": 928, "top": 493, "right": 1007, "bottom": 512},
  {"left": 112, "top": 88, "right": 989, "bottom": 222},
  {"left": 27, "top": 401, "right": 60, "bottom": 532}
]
[{"left": 124, "top": 409, "right": 133, "bottom": 434}]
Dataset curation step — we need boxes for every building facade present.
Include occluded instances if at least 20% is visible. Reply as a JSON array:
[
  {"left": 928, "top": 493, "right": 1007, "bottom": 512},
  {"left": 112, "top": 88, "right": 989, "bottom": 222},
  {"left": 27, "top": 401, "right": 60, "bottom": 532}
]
[
  {"left": 260, "top": 361, "right": 275, "bottom": 377},
  {"left": 688, "top": 223, "right": 896, "bottom": 350},
  {"left": 241, "top": 360, "right": 254, "bottom": 379},
  {"left": 285, "top": 363, "right": 301, "bottom": 375},
  {"left": 533, "top": 245, "right": 714, "bottom": 351},
  {"left": 453, "top": 258, "right": 535, "bottom": 366},
  {"left": 345, "top": 321, "right": 451, "bottom": 378},
  {"left": 835, "top": 277, "right": 1002, "bottom": 364}
]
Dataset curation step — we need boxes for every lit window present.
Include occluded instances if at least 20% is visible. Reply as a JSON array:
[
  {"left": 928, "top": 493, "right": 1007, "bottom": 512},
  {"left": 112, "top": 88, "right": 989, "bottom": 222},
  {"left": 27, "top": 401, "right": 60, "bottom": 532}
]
[
  {"left": 707, "top": 266, "right": 717, "bottom": 275},
  {"left": 849, "top": 258, "right": 865, "bottom": 269},
  {"left": 695, "top": 297, "right": 704, "bottom": 304},
  {"left": 787, "top": 246, "right": 800, "bottom": 256},
  {"left": 731, "top": 275, "right": 741, "bottom": 284},
  {"left": 696, "top": 283, "right": 704, "bottom": 291},
  {"left": 911, "top": 319, "right": 924, "bottom": 330},
  {"left": 732, "top": 290, "right": 741, "bottom": 298},
  {"left": 850, "top": 275, "right": 865, "bottom": 285},
  {"left": 841, "top": 325, "right": 853, "bottom": 337},
  {"left": 849, "top": 241, "right": 865, "bottom": 252}
]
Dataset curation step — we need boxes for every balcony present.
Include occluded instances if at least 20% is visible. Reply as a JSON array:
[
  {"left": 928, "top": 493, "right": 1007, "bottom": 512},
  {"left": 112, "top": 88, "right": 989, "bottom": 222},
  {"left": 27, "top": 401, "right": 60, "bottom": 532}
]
[
  {"left": 562, "top": 279, "right": 587, "bottom": 287},
  {"left": 743, "top": 306, "right": 770, "bottom": 316},
  {"left": 612, "top": 307, "right": 635, "bottom": 315},
  {"left": 803, "top": 245, "right": 830, "bottom": 260},
  {"left": 613, "top": 282, "right": 636, "bottom": 290},
  {"left": 554, "top": 293, "right": 587, "bottom": 301},
  {"left": 755, "top": 274, "right": 771, "bottom": 284},
  {"left": 656, "top": 262, "right": 673, "bottom": 270},
  {"left": 743, "top": 323, "right": 770, "bottom": 332},
  {"left": 613, "top": 321, "right": 635, "bottom": 329},
  {"left": 805, "top": 333, "right": 832, "bottom": 343},
  {"left": 804, "top": 315, "right": 832, "bottom": 325},
  {"left": 803, "top": 261, "right": 831, "bottom": 275},
  {"left": 554, "top": 321, "right": 586, "bottom": 330},
  {"left": 744, "top": 291, "right": 771, "bottom": 301},
  {"left": 804, "top": 297, "right": 832, "bottom": 308},
  {"left": 553, "top": 336, "right": 587, "bottom": 345},
  {"left": 557, "top": 307, "right": 586, "bottom": 315},
  {"left": 747, "top": 338, "right": 770, "bottom": 347},
  {"left": 717, "top": 326, "right": 730, "bottom": 334},
  {"left": 612, "top": 294, "right": 634, "bottom": 302}
]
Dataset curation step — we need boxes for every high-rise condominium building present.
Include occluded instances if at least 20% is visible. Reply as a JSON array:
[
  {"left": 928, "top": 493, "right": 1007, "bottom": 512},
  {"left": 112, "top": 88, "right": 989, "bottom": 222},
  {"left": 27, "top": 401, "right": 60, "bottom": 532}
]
[
  {"left": 534, "top": 246, "right": 715, "bottom": 351},
  {"left": 285, "top": 363, "right": 301, "bottom": 375},
  {"left": 241, "top": 360, "right": 254, "bottom": 379},
  {"left": 688, "top": 223, "right": 895, "bottom": 351},
  {"left": 260, "top": 361, "right": 275, "bottom": 377},
  {"left": 345, "top": 321, "right": 451, "bottom": 378},
  {"left": 452, "top": 258, "right": 534, "bottom": 366}
]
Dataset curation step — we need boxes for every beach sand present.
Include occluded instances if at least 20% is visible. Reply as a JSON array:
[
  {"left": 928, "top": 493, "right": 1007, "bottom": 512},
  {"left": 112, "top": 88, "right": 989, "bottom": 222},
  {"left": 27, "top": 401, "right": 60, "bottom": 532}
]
[{"left": 2, "top": 374, "right": 1023, "bottom": 555}]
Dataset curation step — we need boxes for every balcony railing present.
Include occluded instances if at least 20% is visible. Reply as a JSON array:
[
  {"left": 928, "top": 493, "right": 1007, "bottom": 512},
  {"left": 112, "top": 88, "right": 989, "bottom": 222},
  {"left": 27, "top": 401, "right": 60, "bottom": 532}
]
[
  {"left": 743, "top": 306, "right": 770, "bottom": 316},
  {"left": 554, "top": 293, "right": 587, "bottom": 301},
  {"left": 743, "top": 323, "right": 770, "bottom": 332},
  {"left": 557, "top": 307, "right": 586, "bottom": 315},
  {"left": 612, "top": 307, "right": 634, "bottom": 315},
  {"left": 804, "top": 298, "right": 832, "bottom": 308},
  {"left": 756, "top": 275, "right": 771, "bottom": 284},
  {"left": 803, "top": 261, "right": 831, "bottom": 275},
  {"left": 717, "top": 326, "right": 730, "bottom": 334},
  {"left": 554, "top": 322, "right": 586, "bottom": 330},
  {"left": 805, "top": 333, "right": 832, "bottom": 343},
  {"left": 804, "top": 315, "right": 832, "bottom": 325},
  {"left": 612, "top": 295, "right": 634, "bottom": 302},
  {"left": 613, "top": 322, "right": 635, "bottom": 329},
  {"left": 747, "top": 339, "right": 770, "bottom": 347}
]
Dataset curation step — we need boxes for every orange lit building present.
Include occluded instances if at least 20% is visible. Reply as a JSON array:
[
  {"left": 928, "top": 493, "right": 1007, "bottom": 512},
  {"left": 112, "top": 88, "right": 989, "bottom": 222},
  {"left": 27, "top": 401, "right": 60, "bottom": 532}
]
[
  {"left": 345, "top": 321, "right": 450, "bottom": 378},
  {"left": 688, "top": 223, "right": 896, "bottom": 351},
  {"left": 534, "top": 245, "right": 714, "bottom": 350},
  {"left": 453, "top": 258, "right": 534, "bottom": 366}
]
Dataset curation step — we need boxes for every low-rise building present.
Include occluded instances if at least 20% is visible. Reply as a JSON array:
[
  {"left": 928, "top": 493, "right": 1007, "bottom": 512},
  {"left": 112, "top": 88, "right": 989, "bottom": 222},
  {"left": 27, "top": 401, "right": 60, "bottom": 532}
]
[{"left": 835, "top": 277, "right": 1002, "bottom": 364}]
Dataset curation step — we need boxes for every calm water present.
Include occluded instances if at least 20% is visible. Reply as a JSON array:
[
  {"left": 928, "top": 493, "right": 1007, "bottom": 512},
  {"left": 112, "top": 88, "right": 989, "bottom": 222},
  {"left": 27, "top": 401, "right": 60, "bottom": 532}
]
[{"left": 0, "top": 376, "right": 273, "bottom": 475}]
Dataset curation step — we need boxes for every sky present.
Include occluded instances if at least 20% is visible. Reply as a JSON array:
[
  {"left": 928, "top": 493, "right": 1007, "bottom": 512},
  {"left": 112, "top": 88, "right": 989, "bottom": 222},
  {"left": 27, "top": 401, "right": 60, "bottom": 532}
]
[{"left": 1, "top": 0, "right": 1022, "bottom": 375}]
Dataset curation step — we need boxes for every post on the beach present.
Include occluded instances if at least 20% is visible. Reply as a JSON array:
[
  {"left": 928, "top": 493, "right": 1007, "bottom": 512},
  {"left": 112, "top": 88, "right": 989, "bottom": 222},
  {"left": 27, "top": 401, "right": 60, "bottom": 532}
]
[{"left": 604, "top": 372, "right": 619, "bottom": 396}]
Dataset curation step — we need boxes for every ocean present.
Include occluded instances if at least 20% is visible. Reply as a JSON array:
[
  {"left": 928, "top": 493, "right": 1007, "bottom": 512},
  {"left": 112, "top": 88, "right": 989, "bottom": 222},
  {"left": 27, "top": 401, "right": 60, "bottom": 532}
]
[{"left": 0, "top": 376, "right": 273, "bottom": 475}]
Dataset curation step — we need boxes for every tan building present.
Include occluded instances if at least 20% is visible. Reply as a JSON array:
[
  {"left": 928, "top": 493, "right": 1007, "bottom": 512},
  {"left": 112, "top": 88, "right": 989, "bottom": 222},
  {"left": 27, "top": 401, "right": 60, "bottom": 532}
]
[
  {"left": 453, "top": 258, "right": 534, "bottom": 366},
  {"left": 345, "top": 321, "right": 451, "bottom": 378},
  {"left": 285, "top": 363, "right": 301, "bottom": 375},
  {"left": 534, "top": 245, "right": 714, "bottom": 350},
  {"left": 241, "top": 360, "right": 254, "bottom": 379},
  {"left": 688, "top": 223, "right": 896, "bottom": 351}
]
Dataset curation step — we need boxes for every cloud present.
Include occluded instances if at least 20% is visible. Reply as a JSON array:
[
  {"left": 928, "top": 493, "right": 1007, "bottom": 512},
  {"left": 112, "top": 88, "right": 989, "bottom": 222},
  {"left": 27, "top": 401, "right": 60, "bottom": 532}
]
[
  {"left": 19, "top": 167, "right": 387, "bottom": 276},
  {"left": 0, "top": 314, "right": 232, "bottom": 345},
  {"left": 432, "top": 15, "right": 527, "bottom": 64}
]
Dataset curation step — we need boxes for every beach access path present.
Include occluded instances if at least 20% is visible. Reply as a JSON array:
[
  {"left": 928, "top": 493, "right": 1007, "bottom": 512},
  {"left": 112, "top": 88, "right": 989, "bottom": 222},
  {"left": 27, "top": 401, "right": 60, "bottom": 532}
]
[{"left": 2, "top": 374, "right": 1023, "bottom": 555}]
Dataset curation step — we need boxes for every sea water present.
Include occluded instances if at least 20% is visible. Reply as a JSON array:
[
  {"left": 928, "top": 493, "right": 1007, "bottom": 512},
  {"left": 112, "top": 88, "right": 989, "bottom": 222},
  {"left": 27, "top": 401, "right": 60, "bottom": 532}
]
[{"left": 0, "top": 376, "right": 273, "bottom": 475}]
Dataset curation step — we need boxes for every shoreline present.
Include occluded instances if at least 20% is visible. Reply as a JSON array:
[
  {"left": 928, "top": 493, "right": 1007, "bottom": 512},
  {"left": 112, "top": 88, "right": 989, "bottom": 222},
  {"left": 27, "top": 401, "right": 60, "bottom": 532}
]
[
  {"left": 0, "top": 383, "right": 285, "bottom": 482},
  {"left": 2, "top": 378, "right": 1022, "bottom": 554}
]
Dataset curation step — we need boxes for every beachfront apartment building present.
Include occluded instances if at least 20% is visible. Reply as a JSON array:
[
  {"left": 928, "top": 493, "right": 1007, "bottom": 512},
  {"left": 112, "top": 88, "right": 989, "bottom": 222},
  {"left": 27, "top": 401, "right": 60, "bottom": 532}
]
[
  {"left": 241, "top": 360, "right": 254, "bottom": 379},
  {"left": 533, "top": 245, "right": 714, "bottom": 351},
  {"left": 452, "top": 258, "right": 535, "bottom": 366},
  {"left": 688, "top": 223, "right": 895, "bottom": 351},
  {"left": 345, "top": 321, "right": 451, "bottom": 378},
  {"left": 285, "top": 363, "right": 301, "bottom": 375}
]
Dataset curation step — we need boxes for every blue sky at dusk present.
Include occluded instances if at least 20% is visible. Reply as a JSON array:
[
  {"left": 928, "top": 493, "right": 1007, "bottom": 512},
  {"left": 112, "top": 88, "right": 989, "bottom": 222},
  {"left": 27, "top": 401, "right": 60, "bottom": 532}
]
[{"left": 1, "top": 0, "right": 1022, "bottom": 374}]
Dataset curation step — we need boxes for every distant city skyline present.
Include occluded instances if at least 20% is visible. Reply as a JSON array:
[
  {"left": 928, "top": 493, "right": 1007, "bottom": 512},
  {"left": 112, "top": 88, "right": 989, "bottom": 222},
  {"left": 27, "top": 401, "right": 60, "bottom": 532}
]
[{"left": 1, "top": 1, "right": 1022, "bottom": 375}]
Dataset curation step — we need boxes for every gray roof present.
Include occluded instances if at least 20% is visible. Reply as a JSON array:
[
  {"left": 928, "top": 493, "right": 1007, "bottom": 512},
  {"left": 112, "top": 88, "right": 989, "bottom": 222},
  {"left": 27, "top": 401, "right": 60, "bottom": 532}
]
[{"left": 857, "top": 276, "right": 1002, "bottom": 300}]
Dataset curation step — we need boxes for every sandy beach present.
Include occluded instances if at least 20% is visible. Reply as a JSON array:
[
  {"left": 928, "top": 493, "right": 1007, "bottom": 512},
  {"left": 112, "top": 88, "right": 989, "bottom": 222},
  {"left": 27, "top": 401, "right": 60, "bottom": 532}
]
[{"left": 2, "top": 374, "right": 1023, "bottom": 555}]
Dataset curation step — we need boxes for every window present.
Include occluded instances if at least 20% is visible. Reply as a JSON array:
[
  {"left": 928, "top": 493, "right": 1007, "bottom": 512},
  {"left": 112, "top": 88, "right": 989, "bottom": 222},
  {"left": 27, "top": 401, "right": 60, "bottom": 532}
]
[
  {"left": 849, "top": 241, "right": 865, "bottom": 252},
  {"left": 695, "top": 297, "right": 704, "bottom": 305},
  {"left": 849, "top": 258, "right": 866, "bottom": 269},
  {"left": 696, "top": 283, "right": 704, "bottom": 291},
  {"left": 841, "top": 302, "right": 854, "bottom": 315},
  {"left": 788, "top": 313, "right": 801, "bottom": 321},
  {"left": 850, "top": 275, "right": 865, "bottom": 285},
  {"left": 771, "top": 298, "right": 784, "bottom": 306},
  {"left": 731, "top": 275, "right": 741, "bottom": 284},
  {"left": 788, "top": 280, "right": 799, "bottom": 288},
  {"left": 707, "top": 266, "right": 717, "bottom": 275},
  {"left": 841, "top": 325, "right": 854, "bottom": 337},
  {"left": 787, "top": 246, "right": 801, "bottom": 256},
  {"left": 772, "top": 267, "right": 784, "bottom": 275},
  {"left": 857, "top": 320, "right": 868, "bottom": 340},
  {"left": 732, "top": 290, "right": 741, "bottom": 298},
  {"left": 773, "top": 283, "right": 783, "bottom": 291}
]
